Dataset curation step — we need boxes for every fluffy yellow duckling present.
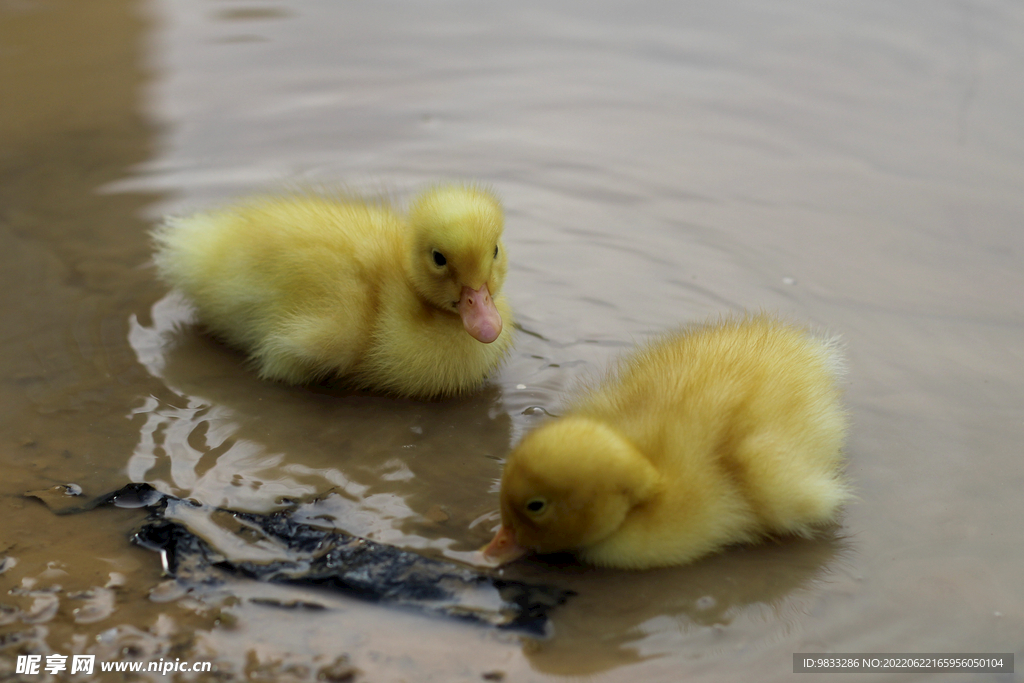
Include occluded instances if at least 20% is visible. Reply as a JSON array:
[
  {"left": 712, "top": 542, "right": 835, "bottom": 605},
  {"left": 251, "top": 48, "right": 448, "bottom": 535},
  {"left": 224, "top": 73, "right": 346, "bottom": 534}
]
[
  {"left": 483, "top": 314, "right": 849, "bottom": 569},
  {"left": 152, "top": 185, "right": 513, "bottom": 398}
]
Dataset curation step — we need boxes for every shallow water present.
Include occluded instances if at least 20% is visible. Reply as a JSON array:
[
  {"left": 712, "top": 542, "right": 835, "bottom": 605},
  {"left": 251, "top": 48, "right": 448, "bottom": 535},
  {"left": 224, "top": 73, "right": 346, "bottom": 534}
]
[{"left": 2, "top": 0, "right": 1023, "bottom": 681}]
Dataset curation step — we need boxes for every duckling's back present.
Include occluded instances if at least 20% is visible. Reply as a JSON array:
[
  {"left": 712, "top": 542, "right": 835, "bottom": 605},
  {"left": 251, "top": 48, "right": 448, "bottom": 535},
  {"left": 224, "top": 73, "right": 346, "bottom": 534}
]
[
  {"left": 574, "top": 315, "right": 848, "bottom": 562},
  {"left": 153, "top": 196, "right": 404, "bottom": 375}
]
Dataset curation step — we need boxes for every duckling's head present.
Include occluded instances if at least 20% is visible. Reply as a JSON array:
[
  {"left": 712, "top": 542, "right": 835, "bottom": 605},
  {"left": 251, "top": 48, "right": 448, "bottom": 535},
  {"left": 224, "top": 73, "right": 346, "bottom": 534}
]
[
  {"left": 483, "top": 416, "right": 660, "bottom": 564},
  {"left": 407, "top": 186, "right": 508, "bottom": 343}
]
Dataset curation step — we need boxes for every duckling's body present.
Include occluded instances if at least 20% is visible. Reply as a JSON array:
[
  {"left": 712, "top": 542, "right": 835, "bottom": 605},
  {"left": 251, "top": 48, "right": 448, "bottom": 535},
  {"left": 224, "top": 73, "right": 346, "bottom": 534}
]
[
  {"left": 484, "top": 315, "right": 848, "bottom": 569},
  {"left": 152, "top": 186, "right": 513, "bottom": 398}
]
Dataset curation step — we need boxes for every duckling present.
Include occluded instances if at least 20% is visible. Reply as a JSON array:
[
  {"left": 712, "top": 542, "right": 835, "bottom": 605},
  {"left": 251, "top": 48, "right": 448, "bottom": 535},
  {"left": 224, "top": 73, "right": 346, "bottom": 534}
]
[
  {"left": 152, "top": 185, "right": 513, "bottom": 398},
  {"left": 483, "top": 314, "right": 849, "bottom": 569}
]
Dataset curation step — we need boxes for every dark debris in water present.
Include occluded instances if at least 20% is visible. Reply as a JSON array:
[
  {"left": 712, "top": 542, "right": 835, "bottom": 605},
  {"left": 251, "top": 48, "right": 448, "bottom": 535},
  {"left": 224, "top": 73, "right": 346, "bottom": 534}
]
[{"left": 89, "top": 483, "right": 573, "bottom": 635}]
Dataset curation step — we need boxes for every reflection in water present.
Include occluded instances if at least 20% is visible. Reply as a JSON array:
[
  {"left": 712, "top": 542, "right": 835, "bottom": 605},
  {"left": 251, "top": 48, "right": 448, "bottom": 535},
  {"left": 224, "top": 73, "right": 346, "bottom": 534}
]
[
  {"left": 510, "top": 535, "right": 849, "bottom": 675},
  {"left": 127, "top": 293, "right": 515, "bottom": 559},
  {"left": 122, "top": 265, "right": 853, "bottom": 677}
]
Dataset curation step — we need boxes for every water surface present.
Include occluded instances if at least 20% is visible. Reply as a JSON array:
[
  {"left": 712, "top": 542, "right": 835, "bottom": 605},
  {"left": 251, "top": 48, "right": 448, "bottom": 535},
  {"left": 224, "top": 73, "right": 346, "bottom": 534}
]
[{"left": 1, "top": 0, "right": 1022, "bottom": 680}]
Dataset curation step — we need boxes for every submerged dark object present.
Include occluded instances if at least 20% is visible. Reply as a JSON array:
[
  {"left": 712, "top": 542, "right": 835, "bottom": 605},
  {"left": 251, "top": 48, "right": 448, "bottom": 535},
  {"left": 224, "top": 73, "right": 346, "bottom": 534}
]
[{"left": 101, "top": 484, "right": 571, "bottom": 635}]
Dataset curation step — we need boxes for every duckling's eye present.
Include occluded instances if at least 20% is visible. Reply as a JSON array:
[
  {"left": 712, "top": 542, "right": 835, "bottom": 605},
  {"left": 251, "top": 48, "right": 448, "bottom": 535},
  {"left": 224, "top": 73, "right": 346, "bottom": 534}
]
[
  {"left": 525, "top": 498, "right": 547, "bottom": 515},
  {"left": 432, "top": 250, "right": 447, "bottom": 267},
  {"left": 493, "top": 245, "right": 499, "bottom": 259}
]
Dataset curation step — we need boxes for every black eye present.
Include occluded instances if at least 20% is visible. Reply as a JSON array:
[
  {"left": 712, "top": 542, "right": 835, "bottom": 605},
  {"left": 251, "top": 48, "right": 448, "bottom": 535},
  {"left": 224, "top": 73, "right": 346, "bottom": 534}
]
[
  {"left": 432, "top": 250, "right": 447, "bottom": 267},
  {"left": 493, "top": 245, "right": 499, "bottom": 259},
  {"left": 525, "top": 499, "right": 546, "bottom": 514}
]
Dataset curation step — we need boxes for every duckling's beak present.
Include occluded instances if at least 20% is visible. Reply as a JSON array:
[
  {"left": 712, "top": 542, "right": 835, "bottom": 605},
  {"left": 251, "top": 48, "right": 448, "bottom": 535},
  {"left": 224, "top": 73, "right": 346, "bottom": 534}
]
[
  {"left": 481, "top": 525, "right": 528, "bottom": 565},
  {"left": 458, "top": 284, "right": 502, "bottom": 343}
]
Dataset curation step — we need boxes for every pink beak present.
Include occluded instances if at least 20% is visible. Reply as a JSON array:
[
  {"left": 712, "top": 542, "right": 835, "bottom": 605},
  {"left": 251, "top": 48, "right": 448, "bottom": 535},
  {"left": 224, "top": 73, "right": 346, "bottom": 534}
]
[
  {"left": 458, "top": 284, "right": 502, "bottom": 343},
  {"left": 481, "top": 525, "right": 529, "bottom": 565}
]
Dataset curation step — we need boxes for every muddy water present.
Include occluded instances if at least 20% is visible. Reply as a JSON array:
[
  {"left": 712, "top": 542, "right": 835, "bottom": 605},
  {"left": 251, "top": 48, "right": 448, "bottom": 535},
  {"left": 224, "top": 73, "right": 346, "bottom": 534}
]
[{"left": 2, "top": 0, "right": 1023, "bottom": 681}]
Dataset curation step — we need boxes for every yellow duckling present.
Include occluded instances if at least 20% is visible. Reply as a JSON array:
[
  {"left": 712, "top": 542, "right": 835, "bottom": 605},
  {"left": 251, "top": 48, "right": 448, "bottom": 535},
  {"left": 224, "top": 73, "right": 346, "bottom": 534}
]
[
  {"left": 152, "top": 185, "right": 513, "bottom": 398},
  {"left": 483, "top": 314, "right": 849, "bottom": 569}
]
